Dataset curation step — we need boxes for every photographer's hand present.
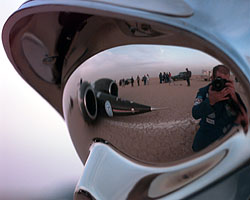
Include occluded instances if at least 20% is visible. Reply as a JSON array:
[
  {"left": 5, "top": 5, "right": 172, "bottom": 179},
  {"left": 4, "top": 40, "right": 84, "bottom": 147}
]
[
  {"left": 225, "top": 80, "right": 238, "bottom": 101},
  {"left": 208, "top": 85, "right": 230, "bottom": 106}
]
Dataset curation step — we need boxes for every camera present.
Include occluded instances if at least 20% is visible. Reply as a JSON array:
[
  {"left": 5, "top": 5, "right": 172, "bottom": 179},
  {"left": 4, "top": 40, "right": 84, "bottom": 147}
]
[
  {"left": 211, "top": 77, "right": 242, "bottom": 118},
  {"left": 211, "top": 77, "right": 228, "bottom": 91}
]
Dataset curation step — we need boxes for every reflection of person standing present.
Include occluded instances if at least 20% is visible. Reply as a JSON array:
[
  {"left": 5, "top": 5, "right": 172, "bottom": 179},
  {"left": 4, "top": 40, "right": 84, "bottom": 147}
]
[
  {"left": 166, "top": 73, "right": 169, "bottom": 83},
  {"left": 142, "top": 75, "right": 147, "bottom": 85},
  {"left": 192, "top": 65, "right": 248, "bottom": 152},
  {"left": 186, "top": 68, "right": 192, "bottom": 86},
  {"left": 131, "top": 76, "right": 134, "bottom": 87},
  {"left": 168, "top": 72, "right": 172, "bottom": 85},
  {"left": 136, "top": 75, "right": 140, "bottom": 86},
  {"left": 147, "top": 74, "right": 150, "bottom": 85},
  {"left": 159, "top": 72, "right": 163, "bottom": 84},
  {"left": 163, "top": 72, "right": 167, "bottom": 83}
]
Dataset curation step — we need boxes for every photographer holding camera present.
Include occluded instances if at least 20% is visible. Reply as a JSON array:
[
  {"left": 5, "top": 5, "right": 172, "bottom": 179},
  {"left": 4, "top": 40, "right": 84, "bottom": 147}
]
[{"left": 192, "top": 65, "right": 248, "bottom": 152}]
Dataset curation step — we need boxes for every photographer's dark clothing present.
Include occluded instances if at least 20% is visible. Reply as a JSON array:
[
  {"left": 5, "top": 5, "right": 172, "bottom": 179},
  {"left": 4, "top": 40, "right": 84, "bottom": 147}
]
[{"left": 192, "top": 84, "right": 244, "bottom": 152}]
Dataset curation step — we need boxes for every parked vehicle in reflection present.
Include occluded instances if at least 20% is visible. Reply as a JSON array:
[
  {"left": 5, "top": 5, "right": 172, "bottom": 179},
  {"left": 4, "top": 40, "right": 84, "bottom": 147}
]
[{"left": 172, "top": 71, "right": 188, "bottom": 81}]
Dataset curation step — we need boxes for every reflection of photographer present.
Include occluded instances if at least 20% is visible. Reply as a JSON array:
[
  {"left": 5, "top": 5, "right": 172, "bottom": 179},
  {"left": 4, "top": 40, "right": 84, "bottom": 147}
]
[{"left": 192, "top": 65, "right": 248, "bottom": 152}]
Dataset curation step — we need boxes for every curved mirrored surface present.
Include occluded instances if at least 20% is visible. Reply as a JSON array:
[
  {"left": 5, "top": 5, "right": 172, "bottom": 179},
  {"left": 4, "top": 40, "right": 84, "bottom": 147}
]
[{"left": 63, "top": 45, "right": 249, "bottom": 164}]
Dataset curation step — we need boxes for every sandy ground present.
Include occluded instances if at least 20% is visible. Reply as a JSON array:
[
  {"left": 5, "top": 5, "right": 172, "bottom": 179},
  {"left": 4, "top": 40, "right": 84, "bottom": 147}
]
[
  {"left": 97, "top": 76, "right": 248, "bottom": 164},
  {"left": 101, "top": 77, "right": 209, "bottom": 163},
  {"left": 72, "top": 75, "right": 248, "bottom": 164}
]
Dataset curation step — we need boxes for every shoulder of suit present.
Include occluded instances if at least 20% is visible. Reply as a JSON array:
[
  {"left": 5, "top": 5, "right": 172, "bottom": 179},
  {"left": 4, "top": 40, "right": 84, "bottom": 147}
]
[{"left": 199, "top": 84, "right": 210, "bottom": 93}]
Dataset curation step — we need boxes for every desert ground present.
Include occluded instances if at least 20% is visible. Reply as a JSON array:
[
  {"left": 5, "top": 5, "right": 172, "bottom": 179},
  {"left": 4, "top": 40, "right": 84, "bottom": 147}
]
[{"left": 98, "top": 75, "right": 248, "bottom": 164}]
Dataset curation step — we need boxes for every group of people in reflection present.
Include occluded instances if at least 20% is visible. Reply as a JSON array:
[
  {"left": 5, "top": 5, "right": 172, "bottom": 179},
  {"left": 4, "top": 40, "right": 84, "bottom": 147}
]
[
  {"left": 118, "top": 68, "right": 193, "bottom": 88},
  {"left": 119, "top": 74, "right": 150, "bottom": 87},
  {"left": 159, "top": 72, "right": 172, "bottom": 84},
  {"left": 159, "top": 68, "right": 192, "bottom": 86}
]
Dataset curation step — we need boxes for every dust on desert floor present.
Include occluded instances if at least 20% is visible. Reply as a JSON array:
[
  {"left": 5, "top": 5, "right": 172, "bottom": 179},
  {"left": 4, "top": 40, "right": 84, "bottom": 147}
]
[{"left": 102, "top": 76, "right": 248, "bottom": 163}]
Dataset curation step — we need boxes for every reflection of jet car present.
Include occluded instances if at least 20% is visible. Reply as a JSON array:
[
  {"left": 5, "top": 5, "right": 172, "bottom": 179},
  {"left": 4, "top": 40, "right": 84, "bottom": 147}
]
[
  {"left": 3, "top": 0, "right": 250, "bottom": 200},
  {"left": 172, "top": 72, "right": 188, "bottom": 81}
]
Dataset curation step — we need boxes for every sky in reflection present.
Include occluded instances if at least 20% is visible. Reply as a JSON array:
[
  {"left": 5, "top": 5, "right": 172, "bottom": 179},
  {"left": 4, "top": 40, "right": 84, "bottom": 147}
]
[{"left": 83, "top": 45, "right": 219, "bottom": 81}]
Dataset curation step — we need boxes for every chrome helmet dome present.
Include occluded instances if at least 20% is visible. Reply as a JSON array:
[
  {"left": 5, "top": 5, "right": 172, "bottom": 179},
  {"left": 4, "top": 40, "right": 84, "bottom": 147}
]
[{"left": 3, "top": 0, "right": 250, "bottom": 199}]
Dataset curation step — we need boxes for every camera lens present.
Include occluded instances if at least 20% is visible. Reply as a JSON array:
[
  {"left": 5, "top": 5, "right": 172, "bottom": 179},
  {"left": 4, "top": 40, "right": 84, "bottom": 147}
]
[{"left": 212, "top": 77, "right": 227, "bottom": 91}]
